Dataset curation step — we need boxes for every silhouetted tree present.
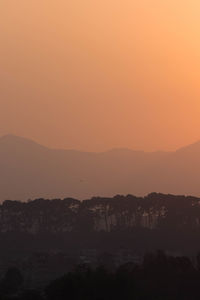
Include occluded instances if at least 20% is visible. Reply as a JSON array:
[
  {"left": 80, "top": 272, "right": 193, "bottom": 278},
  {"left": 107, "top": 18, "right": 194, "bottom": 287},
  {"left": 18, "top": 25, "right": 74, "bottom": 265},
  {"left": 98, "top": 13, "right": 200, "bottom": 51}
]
[{"left": 0, "top": 267, "right": 24, "bottom": 296}]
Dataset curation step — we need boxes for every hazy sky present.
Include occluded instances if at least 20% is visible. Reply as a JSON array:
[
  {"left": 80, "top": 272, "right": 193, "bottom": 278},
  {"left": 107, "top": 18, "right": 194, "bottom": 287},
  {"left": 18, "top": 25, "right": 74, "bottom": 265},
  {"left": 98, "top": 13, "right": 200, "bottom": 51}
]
[{"left": 1, "top": 0, "right": 200, "bottom": 151}]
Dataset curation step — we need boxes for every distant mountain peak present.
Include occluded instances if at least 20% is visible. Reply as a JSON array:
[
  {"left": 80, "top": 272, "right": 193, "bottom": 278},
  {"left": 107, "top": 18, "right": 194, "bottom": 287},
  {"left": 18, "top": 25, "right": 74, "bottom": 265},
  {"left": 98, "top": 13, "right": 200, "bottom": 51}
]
[
  {"left": 0, "top": 134, "right": 48, "bottom": 150},
  {"left": 176, "top": 140, "right": 200, "bottom": 153}
]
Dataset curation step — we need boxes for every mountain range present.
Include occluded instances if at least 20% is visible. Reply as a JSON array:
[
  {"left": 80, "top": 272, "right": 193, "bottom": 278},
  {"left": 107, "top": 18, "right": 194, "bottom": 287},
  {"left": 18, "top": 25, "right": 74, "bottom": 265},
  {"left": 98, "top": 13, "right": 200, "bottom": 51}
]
[{"left": 0, "top": 134, "right": 200, "bottom": 201}]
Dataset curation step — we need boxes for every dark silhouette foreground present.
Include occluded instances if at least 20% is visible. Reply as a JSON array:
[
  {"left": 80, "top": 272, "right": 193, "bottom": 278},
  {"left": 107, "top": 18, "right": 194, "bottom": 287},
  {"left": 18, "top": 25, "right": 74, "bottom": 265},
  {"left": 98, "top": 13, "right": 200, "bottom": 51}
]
[{"left": 2, "top": 251, "right": 200, "bottom": 300}]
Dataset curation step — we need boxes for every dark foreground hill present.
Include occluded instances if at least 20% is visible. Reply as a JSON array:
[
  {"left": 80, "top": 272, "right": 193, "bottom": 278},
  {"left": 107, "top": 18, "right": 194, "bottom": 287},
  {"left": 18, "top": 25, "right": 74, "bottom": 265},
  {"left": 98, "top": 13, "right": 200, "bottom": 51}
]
[
  {"left": 1, "top": 252, "right": 200, "bottom": 300},
  {"left": 1, "top": 135, "right": 200, "bottom": 200}
]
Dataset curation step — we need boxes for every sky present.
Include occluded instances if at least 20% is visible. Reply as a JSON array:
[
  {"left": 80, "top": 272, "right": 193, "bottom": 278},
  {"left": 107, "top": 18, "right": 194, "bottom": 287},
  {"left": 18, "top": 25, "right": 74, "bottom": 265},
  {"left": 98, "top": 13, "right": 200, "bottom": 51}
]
[{"left": 0, "top": 0, "right": 200, "bottom": 152}]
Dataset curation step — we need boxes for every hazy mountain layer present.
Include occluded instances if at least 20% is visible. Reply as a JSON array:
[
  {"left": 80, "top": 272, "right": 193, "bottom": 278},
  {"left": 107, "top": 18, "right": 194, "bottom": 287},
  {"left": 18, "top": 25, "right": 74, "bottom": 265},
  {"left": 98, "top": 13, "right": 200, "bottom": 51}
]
[{"left": 0, "top": 135, "right": 200, "bottom": 201}]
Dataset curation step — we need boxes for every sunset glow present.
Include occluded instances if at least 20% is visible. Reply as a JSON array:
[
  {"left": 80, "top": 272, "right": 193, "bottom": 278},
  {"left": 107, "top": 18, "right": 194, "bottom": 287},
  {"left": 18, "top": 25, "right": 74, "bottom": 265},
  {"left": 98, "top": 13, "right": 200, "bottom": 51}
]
[{"left": 1, "top": 0, "right": 200, "bottom": 151}]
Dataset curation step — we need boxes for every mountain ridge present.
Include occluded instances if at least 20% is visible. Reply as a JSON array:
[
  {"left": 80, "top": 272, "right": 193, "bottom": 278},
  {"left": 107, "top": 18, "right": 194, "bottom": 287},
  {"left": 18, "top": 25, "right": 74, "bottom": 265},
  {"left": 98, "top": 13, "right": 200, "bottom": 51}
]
[
  {"left": 0, "top": 134, "right": 200, "bottom": 201},
  {"left": 1, "top": 134, "right": 198, "bottom": 153}
]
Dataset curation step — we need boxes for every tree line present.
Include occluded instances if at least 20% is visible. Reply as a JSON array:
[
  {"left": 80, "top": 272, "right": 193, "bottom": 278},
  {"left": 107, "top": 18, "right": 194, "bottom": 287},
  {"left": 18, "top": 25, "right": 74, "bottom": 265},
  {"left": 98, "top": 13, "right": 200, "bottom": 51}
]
[
  {"left": 0, "top": 193, "right": 200, "bottom": 254},
  {"left": 1, "top": 193, "right": 200, "bottom": 233}
]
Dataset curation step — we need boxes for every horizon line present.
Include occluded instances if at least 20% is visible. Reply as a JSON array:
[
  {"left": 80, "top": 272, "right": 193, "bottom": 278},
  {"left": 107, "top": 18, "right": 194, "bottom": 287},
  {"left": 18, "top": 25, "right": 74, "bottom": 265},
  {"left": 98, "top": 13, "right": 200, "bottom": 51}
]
[{"left": 0, "top": 133, "right": 199, "bottom": 154}]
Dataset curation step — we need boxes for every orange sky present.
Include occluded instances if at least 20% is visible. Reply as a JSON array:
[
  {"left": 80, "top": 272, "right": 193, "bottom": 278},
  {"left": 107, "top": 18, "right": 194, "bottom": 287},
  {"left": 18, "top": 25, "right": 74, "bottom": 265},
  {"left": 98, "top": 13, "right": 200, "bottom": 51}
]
[{"left": 0, "top": 0, "right": 200, "bottom": 151}]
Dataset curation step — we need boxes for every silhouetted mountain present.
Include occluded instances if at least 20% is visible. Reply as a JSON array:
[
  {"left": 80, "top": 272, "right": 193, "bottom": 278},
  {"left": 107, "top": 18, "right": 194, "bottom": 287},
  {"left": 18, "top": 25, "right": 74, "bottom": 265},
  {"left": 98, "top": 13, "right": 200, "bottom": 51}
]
[{"left": 1, "top": 135, "right": 200, "bottom": 200}]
